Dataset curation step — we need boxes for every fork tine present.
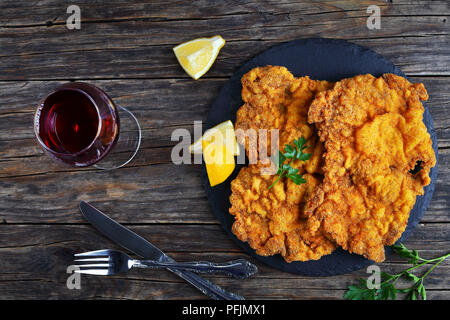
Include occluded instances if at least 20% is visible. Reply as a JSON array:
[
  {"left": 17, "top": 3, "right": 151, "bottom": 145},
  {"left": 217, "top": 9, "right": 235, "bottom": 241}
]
[
  {"left": 74, "top": 257, "right": 111, "bottom": 262},
  {"left": 74, "top": 249, "right": 111, "bottom": 257},
  {"left": 74, "top": 263, "right": 111, "bottom": 268},
  {"left": 75, "top": 269, "right": 110, "bottom": 276}
]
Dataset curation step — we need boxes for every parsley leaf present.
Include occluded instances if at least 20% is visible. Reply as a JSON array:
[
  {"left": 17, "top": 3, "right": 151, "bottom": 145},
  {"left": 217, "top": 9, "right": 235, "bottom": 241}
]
[
  {"left": 268, "top": 137, "right": 311, "bottom": 190},
  {"left": 393, "top": 243, "right": 420, "bottom": 265},
  {"left": 344, "top": 243, "right": 449, "bottom": 300}
]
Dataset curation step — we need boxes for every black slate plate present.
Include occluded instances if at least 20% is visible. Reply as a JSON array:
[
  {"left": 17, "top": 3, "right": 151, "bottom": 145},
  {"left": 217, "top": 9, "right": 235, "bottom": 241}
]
[{"left": 201, "top": 38, "right": 438, "bottom": 276}]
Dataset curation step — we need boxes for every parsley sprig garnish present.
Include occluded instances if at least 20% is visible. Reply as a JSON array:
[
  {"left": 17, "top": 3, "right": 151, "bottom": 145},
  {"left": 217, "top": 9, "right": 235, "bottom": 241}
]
[
  {"left": 344, "top": 243, "right": 450, "bottom": 300},
  {"left": 267, "top": 137, "right": 312, "bottom": 190}
]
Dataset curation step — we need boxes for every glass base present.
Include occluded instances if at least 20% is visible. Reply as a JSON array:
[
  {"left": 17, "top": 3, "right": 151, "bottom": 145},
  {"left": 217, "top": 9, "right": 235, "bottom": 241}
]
[{"left": 94, "top": 105, "right": 141, "bottom": 170}]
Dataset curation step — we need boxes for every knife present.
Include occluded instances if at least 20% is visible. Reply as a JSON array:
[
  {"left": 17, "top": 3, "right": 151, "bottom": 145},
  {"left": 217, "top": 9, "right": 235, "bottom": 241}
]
[{"left": 79, "top": 201, "right": 244, "bottom": 300}]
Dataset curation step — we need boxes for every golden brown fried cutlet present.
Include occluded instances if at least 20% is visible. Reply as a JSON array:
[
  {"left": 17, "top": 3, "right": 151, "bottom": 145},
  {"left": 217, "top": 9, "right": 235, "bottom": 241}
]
[
  {"left": 306, "top": 73, "right": 436, "bottom": 262},
  {"left": 235, "top": 66, "right": 294, "bottom": 161},
  {"left": 229, "top": 162, "right": 336, "bottom": 262},
  {"left": 230, "top": 66, "right": 335, "bottom": 262},
  {"left": 235, "top": 66, "right": 331, "bottom": 165},
  {"left": 230, "top": 67, "right": 434, "bottom": 263}
]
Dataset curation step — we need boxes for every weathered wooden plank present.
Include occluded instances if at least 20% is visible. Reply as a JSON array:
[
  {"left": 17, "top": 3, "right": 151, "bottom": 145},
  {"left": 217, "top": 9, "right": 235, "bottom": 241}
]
[
  {"left": 1, "top": 278, "right": 448, "bottom": 300},
  {"left": 0, "top": 222, "right": 448, "bottom": 252},
  {"left": 0, "top": 0, "right": 449, "bottom": 80},
  {"left": 1, "top": 247, "right": 448, "bottom": 286},
  {"left": 0, "top": 148, "right": 448, "bottom": 224},
  {"left": 0, "top": 33, "right": 448, "bottom": 80},
  {"left": 1, "top": 0, "right": 448, "bottom": 26},
  {"left": 0, "top": 79, "right": 221, "bottom": 133},
  {"left": 0, "top": 163, "right": 212, "bottom": 223},
  {"left": 0, "top": 224, "right": 448, "bottom": 299},
  {"left": 0, "top": 76, "right": 448, "bottom": 140},
  {"left": 3, "top": 271, "right": 448, "bottom": 301}
]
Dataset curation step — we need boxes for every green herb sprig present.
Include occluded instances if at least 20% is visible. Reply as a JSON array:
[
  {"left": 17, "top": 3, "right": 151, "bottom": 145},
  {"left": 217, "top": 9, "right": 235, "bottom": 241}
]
[
  {"left": 344, "top": 243, "right": 450, "bottom": 300},
  {"left": 267, "top": 137, "right": 312, "bottom": 190}
]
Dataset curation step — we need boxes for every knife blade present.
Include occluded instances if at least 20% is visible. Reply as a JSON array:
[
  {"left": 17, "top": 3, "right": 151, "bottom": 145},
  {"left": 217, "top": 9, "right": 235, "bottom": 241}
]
[{"left": 79, "top": 201, "right": 244, "bottom": 300}]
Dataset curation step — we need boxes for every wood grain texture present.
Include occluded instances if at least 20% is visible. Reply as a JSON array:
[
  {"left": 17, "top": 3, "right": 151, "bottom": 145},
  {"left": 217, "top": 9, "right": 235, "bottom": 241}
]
[
  {"left": 0, "top": 1, "right": 448, "bottom": 79},
  {"left": 0, "top": 224, "right": 448, "bottom": 299},
  {"left": 0, "top": 0, "right": 448, "bottom": 300},
  {"left": 1, "top": 0, "right": 448, "bottom": 26}
]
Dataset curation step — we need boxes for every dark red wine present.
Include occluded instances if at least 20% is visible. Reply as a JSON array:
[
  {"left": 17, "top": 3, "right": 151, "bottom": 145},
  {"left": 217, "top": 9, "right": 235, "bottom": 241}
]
[
  {"left": 35, "top": 83, "right": 119, "bottom": 167},
  {"left": 39, "top": 90, "right": 99, "bottom": 154}
]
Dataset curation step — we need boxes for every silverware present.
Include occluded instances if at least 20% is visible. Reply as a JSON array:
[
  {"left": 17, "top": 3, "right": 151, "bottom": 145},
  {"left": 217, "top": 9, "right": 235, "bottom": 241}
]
[
  {"left": 74, "top": 249, "right": 258, "bottom": 278},
  {"left": 79, "top": 201, "right": 246, "bottom": 300}
]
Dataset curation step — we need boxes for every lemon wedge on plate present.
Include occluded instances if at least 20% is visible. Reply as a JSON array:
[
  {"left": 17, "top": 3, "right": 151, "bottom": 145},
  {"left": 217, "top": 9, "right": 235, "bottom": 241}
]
[
  {"left": 189, "top": 120, "right": 240, "bottom": 156},
  {"left": 173, "top": 35, "right": 225, "bottom": 80},
  {"left": 202, "top": 141, "right": 235, "bottom": 187},
  {"left": 189, "top": 120, "right": 239, "bottom": 187}
]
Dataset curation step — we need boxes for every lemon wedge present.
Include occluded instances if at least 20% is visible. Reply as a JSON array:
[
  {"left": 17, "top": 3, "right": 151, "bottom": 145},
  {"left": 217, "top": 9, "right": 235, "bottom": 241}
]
[
  {"left": 188, "top": 120, "right": 238, "bottom": 187},
  {"left": 189, "top": 120, "right": 240, "bottom": 156},
  {"left": 173, "top": 35, "right": 225, "bottom": 80},
  {"left": 202, "top": 140, "right": 235, "bottom": 187}
]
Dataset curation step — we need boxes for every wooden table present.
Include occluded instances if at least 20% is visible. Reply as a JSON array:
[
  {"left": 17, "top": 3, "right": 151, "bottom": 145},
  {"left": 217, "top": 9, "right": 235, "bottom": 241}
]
[{"left": 0, "top": 0, "right": 448, "bottom": 300}]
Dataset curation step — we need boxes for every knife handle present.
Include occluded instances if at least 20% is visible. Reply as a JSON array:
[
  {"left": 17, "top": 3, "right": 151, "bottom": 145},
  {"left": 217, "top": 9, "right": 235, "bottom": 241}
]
[
  {"left": 134, "top": 259, "right": 258, "bottom": 279},
  {"left": 167, "top": 266, "right": 245, "bottom": 300}
]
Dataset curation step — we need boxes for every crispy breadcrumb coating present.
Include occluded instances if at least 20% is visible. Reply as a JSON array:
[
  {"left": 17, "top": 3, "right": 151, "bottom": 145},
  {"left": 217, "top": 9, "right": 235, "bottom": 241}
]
[
  {"left": 306, "top": 74, "right": 436, "bottom": 262},
  {"left": 231, "top": 66, "right": 335, "bottom": 262}
]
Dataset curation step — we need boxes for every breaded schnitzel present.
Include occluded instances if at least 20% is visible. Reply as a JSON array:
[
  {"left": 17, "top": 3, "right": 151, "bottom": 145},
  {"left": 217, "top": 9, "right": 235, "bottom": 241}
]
[
  {"left": 229, "top": 162, "right": 336, "bottom": 262},
  {"left": 230, "top": 66, "right": 335, "bottom": 262},
  {"left": 235, "top": 65, "right": 331, "bottom": 170},
  {"left": 235, "top": 66, "right": 294, "bottom": 161},
  {"left": 283, "top": 77, "right": 331, "bottom": 174},
  {"left": 306, "top": 74, "right": 436, "bottom": 262}
]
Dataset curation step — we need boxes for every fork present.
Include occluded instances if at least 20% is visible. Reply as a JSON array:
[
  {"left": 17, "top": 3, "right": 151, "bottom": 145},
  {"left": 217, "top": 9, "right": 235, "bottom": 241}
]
[{"left": 73, "top": 249, "right": 258, "bottom": 279}]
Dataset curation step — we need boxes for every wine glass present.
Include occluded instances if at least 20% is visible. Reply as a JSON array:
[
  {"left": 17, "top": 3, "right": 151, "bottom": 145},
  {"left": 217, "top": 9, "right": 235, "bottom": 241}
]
[{"left": 34, "top": 82, "right": 141, "bottom": 169}]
